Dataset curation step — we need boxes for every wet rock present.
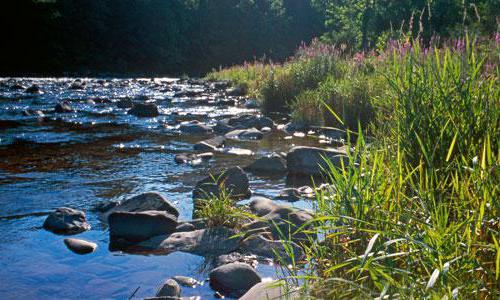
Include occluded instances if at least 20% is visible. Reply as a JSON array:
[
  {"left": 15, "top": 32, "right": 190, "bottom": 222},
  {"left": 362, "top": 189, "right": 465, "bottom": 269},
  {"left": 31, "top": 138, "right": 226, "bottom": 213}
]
[
  {"left": 225, "top": 128, "right": 263, "bottom": 141},
  {"left": 43, "top": 207, "right": 90, "bottom": 234},
  {"left": 240, "top": 281, "right": 299, "bottom": 300},
  {"left": 311, "top": 126, "right": 347, "bottom": 141},
  {"left": 215, "top": 252, "right": 257, "bottom": 268},
  {"left": 25, "top": 84, "right": 40, "bottom": 94},
  {"left": 103, "top": 192, "right": 179, "bottom": 220},
  {"left": 138, "top": 227, "right": 240, "bottom": 256},
  {"left": 209, "top": 262, "right": 261, "bottom": 298},
  {"left": 128, "top": 103, "right": 159, "bottom": 117},
  {"left": 54, "top": 102, "right": 73, "bottom": 113},
  {"left": 69, "top": 81, "right": 84, "bottom": 90},
  {"left": 174, "top": 152, "right": 213, "bottom": 165},
  {"left": 63, "top": 238, "right": 97, "bottom": 255},
  {"left": 286, "top": 146, "right": 348, "bottom": 176},
  {"left": 156, "top": 279, "right": 181, "bottom": 298},
  {"left": 175, "top": 222, "right": 196, "bottom": 232},
  {"left": 220, "top": 147, "right": 254, "bottom": 156},
  {"left": 193, "top": 167, "right": 250, "bottom": 201},
  {"left": 108, "top": 211, "right": 177, "bottom": 243},
  {"left": 225, "top": 86, "right": 245, "bottom": 96},
  {"left": 274, "top": 188, "right": 301, "bottom": 202},
  {"left": 10, "top": 83, "right": 25, "bottom": 90},
  {"left": 172, "top": 276, "right": 199, "bottom": 288},
  {"left": 210, "top": 81, "right": 230, "bottom": 91},
  {"left": 245, "top": 154, "right": 287, "bottom": 174},
  {"left": 248, "top": 197, "right": 279, "bottom": 217},
  {"left": 116, "top": 98, "right": 133, "bottom": 108},
  {"left": 239, "top": 234, "right": 304, "bottom": 263},
  {"left": 244, "top": 99, "right": 259, "bottom": 108},
  {"left": 228, "top": 115, "right": 274, "bottom": 130},
  {"left": 213, "top": 119, "right": 235, "bottom": 134},
  {"left": 179, "top": 121, "right": 213, "bottom": 135},
  {"left": 282, "top": 122, "right": 308, "bottom": 133},
  {"left": 194, "top": 136, "right": 225, "bottom": 151},
  {"left": 260, "top": 126, "right": 272, "bottom": 133}
]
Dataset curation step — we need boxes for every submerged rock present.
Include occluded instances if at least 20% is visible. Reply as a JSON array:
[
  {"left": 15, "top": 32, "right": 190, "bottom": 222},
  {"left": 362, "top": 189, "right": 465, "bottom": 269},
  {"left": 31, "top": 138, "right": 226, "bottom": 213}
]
[
  {"left": 286, "top": 146, "right": 348, "bottom": 176},
  {"left": 63, "top": 238, "right": 97, "bottom": 255},
  {"left": 128, "top": 103, "right": 159, "bottom": 117},
  {"left": 43, "top": 207, "right": 90, "bottom": 234},
  {"left": 156, "top": 278, "right": 181, "bottom": 298},
  {"left": 108, "top": 211, "right": 177, "bottom": 243},
  {"left": 245, "top": 154, "right": 287, "bottom": 174},
  {"left": 209, "top": 262, "right": 261, "bottom": 298}
]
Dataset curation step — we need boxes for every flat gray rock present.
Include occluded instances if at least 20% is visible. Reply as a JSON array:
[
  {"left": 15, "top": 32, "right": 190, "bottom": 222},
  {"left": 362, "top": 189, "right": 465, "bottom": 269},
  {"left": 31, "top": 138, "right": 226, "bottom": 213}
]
[
  {"left": 194, "top": 136, "right": 225, "bottom": 151},
  {"left": 225, "top": 128, "right": 263, "bottom": 141},
  {"left": 286, "top": 146, "right": 348, "bottom": 176},
  {"left": 245, "top": 154, "right": 287, "bottom": 174},
  {"left": 103, "top": 192, "right": 179, "bottom": 221}
]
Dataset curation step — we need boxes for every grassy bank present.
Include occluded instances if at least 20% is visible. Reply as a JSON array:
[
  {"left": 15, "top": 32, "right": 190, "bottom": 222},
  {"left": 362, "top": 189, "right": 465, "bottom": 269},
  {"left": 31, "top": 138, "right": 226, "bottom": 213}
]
[{"left": 207, "top": 35, "right": 499, "bottom": 298}]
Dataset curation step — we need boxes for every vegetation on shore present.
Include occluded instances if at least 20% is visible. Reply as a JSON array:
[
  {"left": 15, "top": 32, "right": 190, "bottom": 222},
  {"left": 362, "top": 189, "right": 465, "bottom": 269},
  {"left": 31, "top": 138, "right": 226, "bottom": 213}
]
[{"left": 207, "top": 34, "right": 499, "bottom": 298}]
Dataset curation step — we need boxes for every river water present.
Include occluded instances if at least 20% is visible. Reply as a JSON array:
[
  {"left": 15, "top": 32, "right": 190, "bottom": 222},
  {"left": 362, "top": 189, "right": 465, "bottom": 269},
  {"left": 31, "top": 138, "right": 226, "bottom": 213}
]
[{"left": 0, "top": 78, "right": 322, "bottom": 299}]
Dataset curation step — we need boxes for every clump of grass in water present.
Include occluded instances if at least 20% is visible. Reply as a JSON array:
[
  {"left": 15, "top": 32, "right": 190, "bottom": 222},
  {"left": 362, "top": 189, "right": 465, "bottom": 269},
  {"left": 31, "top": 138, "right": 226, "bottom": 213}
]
[
  {"left": 195, "top": 184, "right": 247, "bottom": 229},
  {"left": 276, "top": 37, "right": 499, "bottom": 299}
]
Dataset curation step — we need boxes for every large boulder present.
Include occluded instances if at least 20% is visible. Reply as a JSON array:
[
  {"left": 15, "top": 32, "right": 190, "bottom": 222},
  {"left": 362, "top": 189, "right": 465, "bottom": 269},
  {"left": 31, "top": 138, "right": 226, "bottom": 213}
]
[
  {"left": 108, "top": 211, "right": 177, "bottom": 243},
  {"left": 194, "top": 136, "right": 225, "bottom": 151},
  {"left": 209, "top": 262, "right": 261, "bottom": 298},
  {"left": 286, "top": 146, "right": 348, "bottom": 176},
  {"left": 240, "top": 281, "right": 299, "bottom": 300},
  {"left": 192, "top": 167, "right": 251, "bottom": 201},
  {"left": 138, "top": 227, "right": 240, "bottom": 256},
  {"left": 43, "top": 207, "right": 90, "bottom": 234},
  {"left": 156, "top": 279, "right": 181, "bottom": 298},
  {"left": 245, "top": 154, "right": 287, "bottom": 174},
  {"left": 128, "top": 103, "right": 159, "bottom": 117},
  {"left": 103, "top": 192, "right": 179, "bottom": 221},
  {"left": 63, "top": 238, "right": 97, "bottom": 255},
  {"left": 225, "top": 128, "right": 263, "bottom": 141}
]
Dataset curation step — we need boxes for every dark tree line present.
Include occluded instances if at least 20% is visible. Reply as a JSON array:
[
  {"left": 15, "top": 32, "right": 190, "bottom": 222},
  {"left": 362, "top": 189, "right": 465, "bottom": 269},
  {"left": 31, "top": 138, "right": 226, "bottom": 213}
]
[
  {"left": 0, "top": 0, "right": 324, "bottom": 76},
  {"left": 1, "top": 0, "right": 497, "bottom": 76}
]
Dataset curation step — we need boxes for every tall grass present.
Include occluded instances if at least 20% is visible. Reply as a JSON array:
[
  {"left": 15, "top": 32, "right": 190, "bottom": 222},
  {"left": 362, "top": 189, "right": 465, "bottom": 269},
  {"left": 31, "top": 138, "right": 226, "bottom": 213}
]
[{"left": 281, "top": 37, "right": 499, "bottom": 299}]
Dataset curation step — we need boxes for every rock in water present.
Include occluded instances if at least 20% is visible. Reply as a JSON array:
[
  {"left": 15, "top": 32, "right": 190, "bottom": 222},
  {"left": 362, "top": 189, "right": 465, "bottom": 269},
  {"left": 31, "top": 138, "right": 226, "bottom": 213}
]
[
  {"left": 54, "top": 102, "right": 73, "bottom": 113},
  {"left": 245, "top": 154, "right": 287, "bottom": 174},
  {"left": 116, "top": 98, "right": 133, "bottom": 108},
  {"left": 108, "top": 211, "right": 177, "bottom": 243},
  {"left": 239, "top": 234, "right": 304, "bottom": 263},
  {"left": 25, "top": 84, "right": 40, "bottom": 94},
  {"left": 194, "top": 136, "right": 225, "bottom": 151},
  {"left": 225, "top": 128, "right": 263, "bottom": 141},
  {"left": 156, "top": 278, "right": 181, "bottom": 298},
  {"left": 192, "top": 166, "right": 250, "bottom": 202},
  {"left": 179, "top": 121, "right": 213, "bottom": 135},
  {"left": 172, "top": 276, "right": 199, "bottom": 287},
  {"left": 228, "top": 114, "right": 274, "bottom": 130},
  {"left": 138, "top": 227, "right": 239, "bottom": 256},
  {"left": 286, "top": 146, "right": 348, "bottom": 176},
  {"left": 209, "top": 262, "right": 261, "bottom": 298},
  {"left": 63, "top": 238, "right": 97, "bottom": 254},
  {"left": 43, "top": 207, "right": 90, "bottom": 234},
  {"left": 128, "top": 103, "right": 159, "bottom": 117},
  {"left": 239, "top": 281, "right": 299, "bottom": 300},
  {"left": 102, "top": 192, "right": 179, "bottom": 221}
]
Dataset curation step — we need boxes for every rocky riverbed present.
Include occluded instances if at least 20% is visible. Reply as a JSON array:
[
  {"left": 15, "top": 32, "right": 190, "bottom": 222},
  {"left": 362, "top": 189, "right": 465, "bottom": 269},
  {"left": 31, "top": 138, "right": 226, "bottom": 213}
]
[{"left": 0, "top": 78, "right": 348, "bottom": 299}]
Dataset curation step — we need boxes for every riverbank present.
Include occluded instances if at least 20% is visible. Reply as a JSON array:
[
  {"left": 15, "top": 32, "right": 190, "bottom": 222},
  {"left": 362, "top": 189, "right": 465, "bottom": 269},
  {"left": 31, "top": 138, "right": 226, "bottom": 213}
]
[{"left": 206, "top": 36, "right": 500, "bottom": 298}]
